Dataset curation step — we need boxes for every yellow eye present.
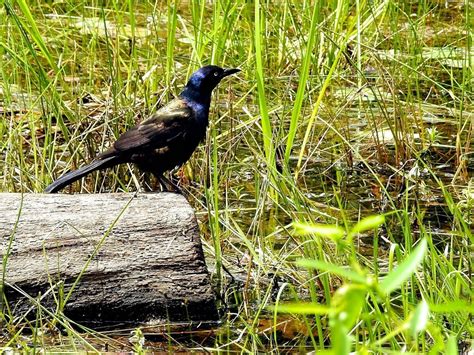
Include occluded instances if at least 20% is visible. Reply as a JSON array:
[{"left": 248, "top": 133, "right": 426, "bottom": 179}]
[{"left": 213, "top": 71, "right": 219, "bottom": 77}]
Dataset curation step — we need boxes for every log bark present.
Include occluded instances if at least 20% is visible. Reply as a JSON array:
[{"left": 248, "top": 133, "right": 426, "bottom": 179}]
[{"left": 0, "top": 193, "right": 217, "bottom": 326}]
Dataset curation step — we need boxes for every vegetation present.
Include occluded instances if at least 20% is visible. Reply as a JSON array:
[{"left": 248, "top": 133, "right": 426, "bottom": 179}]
[{"left": 0, "top": 0, "right": 472, "bottom": 352}]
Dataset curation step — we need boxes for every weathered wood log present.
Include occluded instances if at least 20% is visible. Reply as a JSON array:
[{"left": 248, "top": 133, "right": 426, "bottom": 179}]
[{"left": 0, "top": 193, "right": 217, "bottom": 326}]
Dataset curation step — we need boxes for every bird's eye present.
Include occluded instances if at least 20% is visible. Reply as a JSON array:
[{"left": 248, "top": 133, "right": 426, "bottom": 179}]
[{"left": 213, "top": 71, "right": 219, "bottom": 77}]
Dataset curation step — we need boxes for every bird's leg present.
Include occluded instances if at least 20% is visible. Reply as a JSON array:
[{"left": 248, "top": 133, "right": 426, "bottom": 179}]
[
  {"left": 155, "top": 174, "right": 181, "bottom": 193},
  {"left": 141, "top": 172, "right": 155, "bottom": 192}
]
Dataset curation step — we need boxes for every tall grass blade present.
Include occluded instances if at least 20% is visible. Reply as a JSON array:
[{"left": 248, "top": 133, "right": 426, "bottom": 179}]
[
  {"left": 284, "top": 2, "right": 320, "bottom": 164},
  {"left": 254, "top": 0, "right": 274, "bottom": 172}
]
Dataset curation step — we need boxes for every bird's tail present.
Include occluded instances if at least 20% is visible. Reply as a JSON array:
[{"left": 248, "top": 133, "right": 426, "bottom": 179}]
[{"left": 45, "top": 155, "right": 120, "bottom": 193}]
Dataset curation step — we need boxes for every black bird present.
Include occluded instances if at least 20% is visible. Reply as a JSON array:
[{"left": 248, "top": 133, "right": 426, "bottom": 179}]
[{"left": 45, "top": 65, "right": 240, "bottom": 193}]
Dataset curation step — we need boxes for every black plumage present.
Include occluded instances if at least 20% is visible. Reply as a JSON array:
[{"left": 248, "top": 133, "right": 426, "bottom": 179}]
[{"left": 45, "top": 65, "right": 240, "bottom": 193}]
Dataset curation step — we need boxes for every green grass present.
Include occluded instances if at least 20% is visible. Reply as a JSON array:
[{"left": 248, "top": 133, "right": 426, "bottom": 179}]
[{"left": 0, "top": 0, "right": 473, "bottom": 353}]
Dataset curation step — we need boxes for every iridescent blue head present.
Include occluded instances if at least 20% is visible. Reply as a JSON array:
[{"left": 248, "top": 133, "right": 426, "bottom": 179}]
[{"left": 180, "top": 65, "right": 240, "bottom": 104}]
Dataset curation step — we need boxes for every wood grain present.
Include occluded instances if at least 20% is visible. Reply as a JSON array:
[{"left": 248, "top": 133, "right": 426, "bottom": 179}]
[{"left": 0, "top": 193, "right": 217, "bottom": 325}]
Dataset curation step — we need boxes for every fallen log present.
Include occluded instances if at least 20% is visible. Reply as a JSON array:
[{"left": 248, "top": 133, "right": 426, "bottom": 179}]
[{"left": 0, "top": 193, "right": 217, "bottom": 326}]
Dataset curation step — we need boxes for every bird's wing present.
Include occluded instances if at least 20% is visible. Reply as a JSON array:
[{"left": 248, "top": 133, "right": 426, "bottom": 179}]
[{"left": 112, "top": 99, "right": 194, "bottom": 153}]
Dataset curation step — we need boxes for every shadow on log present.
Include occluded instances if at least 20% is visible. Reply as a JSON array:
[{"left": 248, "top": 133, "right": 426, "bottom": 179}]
[{"left": 0, "top": 193, "right": 217, "bottom": 326}]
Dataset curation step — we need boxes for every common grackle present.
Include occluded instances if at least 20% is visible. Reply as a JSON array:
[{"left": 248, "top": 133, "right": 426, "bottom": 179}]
[{"left": 45, "top": 65, "right": 240, "bottom": 193}]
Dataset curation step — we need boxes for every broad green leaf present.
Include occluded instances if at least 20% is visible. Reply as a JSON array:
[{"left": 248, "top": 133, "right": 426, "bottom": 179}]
[
  {"left": 430, "top": 300, "right": 474, "bottom": 313},
  {"left": 293, "top": 222, "right": 345, "bottom": 240},
  {"left": 380, "top": 239, "right": 427, "bottom": 294},
  {"left": 330, "top": 320, "right": 352, "bottom": 355},
  {"left": 408, "top": 300, "right": 429, "bottom": 337},
  {"left": 350, "top": 215, "right": 385, "bottom": 235},
  {"left": 331, "top": 285, "right": 367, "bottom": 329},
  {"left": 445, "top": 336, "right": 458, "bottom": 355},
  {"left": 270, "top": 302, "right": 332, "bottom": 315},
  {"left": 296, "top": 259, "right": 367, "bottom": 284}
]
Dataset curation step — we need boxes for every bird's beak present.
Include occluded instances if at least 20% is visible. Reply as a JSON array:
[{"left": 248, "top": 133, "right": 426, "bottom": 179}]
[{"left": 222, "top": 68, "right": 241, "bottom": 77}]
